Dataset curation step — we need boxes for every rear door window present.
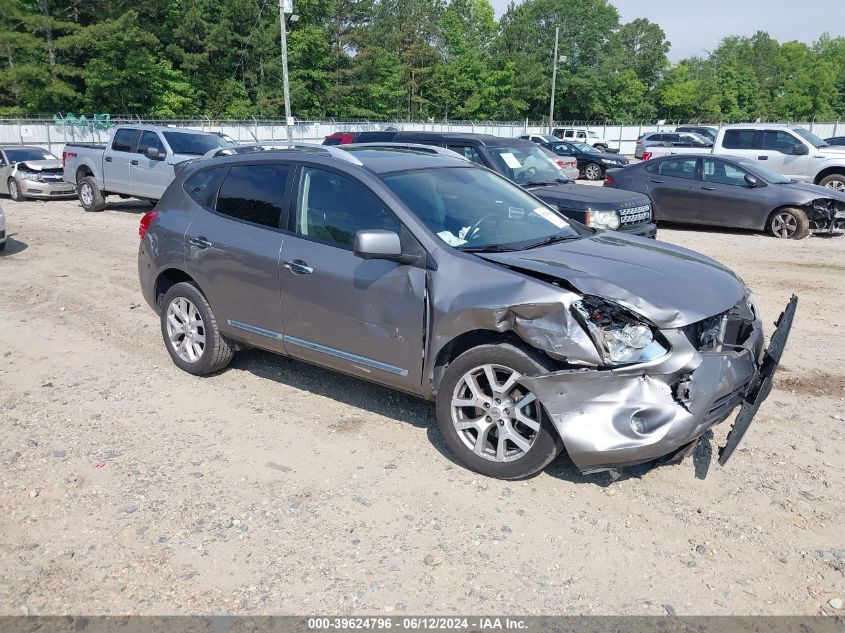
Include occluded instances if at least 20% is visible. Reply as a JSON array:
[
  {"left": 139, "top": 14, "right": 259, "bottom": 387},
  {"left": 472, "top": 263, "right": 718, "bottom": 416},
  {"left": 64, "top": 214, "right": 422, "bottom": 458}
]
[
  {"left": 215, "top": 163, "right": 291, "bottom": 229},
  {"left": 111, "top": 128, "right": 139, "bottom": 153},
  {"left": 655, "top": 158, "right": 698, "bottom": 180},
  {"left": 722, "top": 129, "right": 758, "bottom": 150}
]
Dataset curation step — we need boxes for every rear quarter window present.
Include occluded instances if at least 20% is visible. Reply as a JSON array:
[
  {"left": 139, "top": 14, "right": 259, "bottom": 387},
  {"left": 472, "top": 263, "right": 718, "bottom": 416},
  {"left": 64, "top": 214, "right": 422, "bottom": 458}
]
[{"left": 183, "top": 166, "right": 227, "bottom": 208}]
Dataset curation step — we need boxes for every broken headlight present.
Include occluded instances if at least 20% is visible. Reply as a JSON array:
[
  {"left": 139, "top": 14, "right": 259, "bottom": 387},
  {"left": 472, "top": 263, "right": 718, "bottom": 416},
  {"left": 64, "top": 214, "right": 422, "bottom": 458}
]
[{"left": 572, "top": 296, "right": 667, "bottom": 366}]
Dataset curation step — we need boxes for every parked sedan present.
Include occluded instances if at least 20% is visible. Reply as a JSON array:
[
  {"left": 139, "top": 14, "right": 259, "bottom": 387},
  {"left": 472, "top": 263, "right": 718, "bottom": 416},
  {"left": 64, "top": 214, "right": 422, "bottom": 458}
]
[
  {"left": 605, "top": 154, "right": 845, "bottom": 239},
  {"left": 634, "top": 132, "right": 712, "bottom": 159},
  {"left": 0, "top": 146, "right": 75, "bottom": 201},
  {"left": 538, "top": 140, "right": 628, "bottom": 181},
  {"left": 825, "top": 136, "right": 845, "bottom": 147}
]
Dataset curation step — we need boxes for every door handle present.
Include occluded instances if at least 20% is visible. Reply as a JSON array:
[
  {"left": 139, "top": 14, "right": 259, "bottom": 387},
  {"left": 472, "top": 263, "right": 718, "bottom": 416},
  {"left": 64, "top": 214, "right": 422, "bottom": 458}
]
[
  {"left": 701, "top": 186, "right": 716, "bottom": 191},
  {"left": 283, "top": 260, "right": 313, "bottom": 275},
  {"left": 649, "top": 178, "right": 664, "bottom": 183},
  {"left": 130, "top": 159, "right": 139, "bottom": 165},
  {"left": 104, "top": 157, "right": 112, "bottom": 162},
  {"left": 189, "top": 237, "right": 212, "bottom": 249},
  {"left": 757, "top": 155, "right": 768, "bottom": 160}
]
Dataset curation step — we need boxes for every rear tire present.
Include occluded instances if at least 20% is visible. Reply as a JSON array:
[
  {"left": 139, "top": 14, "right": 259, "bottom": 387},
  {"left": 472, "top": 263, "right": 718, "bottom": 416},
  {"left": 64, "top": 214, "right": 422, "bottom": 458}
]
[
  {"left": 819, "top": 174, "right": 845, "bottom": 192},
  {"left": 160, "top": 282, "right": 234, "bottom": 375},
  {"left": 583, "top": 162, "right": 603, "bottom": 181},
  {"left": 78, "top": 176, "right": 106, "bottom": 212},
  {"left": 7, "top": 178, "right": 22, "bottom": 202},
  {"left": 435, "top": 343, "right": 563, "bottom": 479},
  {"left": 594, "top": 144, "right": 608, "bottom": 152},
  {"left": 768, "top": 207, "right": 810, "bottom": 240}
]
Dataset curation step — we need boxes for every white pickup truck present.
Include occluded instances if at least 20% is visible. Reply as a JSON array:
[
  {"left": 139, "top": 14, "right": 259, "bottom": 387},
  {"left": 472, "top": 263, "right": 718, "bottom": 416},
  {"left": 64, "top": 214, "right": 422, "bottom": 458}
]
[
  {"left": 642, "top": 124, "right": 845, "bottom": 191},
  {"left": 62, "top": 125, "right": 233, "bottom": 211}
]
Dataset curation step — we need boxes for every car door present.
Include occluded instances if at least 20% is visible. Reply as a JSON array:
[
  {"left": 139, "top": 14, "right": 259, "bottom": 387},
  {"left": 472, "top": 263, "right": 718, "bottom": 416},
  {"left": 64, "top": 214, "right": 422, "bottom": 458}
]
[
  {"left": 0, "top": 150, "right": 10, "bottom": 193},
  {"left": 760, "top": 130, "right": 811, "bottom": 181},
  {"left": 131, "top": 130, "right": 170, "bottom": 199},
  {"left": 184, "top": 162, "right": 293, "bottom": 352},
  {"left": 279, "top": 164, "right": 426, "bottom": 392},
  {"left": 644, "top": 157, "right": 701, "bottom": 222},
  {"left": 697, "top": 158, "right": 768, "bottom": 229},
  {"left": 103, "top": 128, "right": 139, "bottom": 192}
]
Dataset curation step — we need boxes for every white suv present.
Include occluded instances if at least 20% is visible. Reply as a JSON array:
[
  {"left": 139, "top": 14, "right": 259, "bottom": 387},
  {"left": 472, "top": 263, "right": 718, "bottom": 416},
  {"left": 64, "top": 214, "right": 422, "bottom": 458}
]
[{"left": 553, "top": 128, "right": 611, "bottom": 152}]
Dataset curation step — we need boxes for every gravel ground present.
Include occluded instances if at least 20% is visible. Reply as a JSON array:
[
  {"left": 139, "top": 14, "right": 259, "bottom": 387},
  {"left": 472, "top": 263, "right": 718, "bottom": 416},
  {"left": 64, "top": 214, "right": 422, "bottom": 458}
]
[{"left": 0, "top": 195, "right": 844, "bottom": 616}]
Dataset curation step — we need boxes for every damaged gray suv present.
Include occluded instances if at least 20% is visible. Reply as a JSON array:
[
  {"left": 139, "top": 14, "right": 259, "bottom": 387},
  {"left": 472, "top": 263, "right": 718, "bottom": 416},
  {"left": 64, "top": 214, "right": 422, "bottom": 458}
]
[{"left": 138, "top": 145, "right": 796, "bottom": 479}]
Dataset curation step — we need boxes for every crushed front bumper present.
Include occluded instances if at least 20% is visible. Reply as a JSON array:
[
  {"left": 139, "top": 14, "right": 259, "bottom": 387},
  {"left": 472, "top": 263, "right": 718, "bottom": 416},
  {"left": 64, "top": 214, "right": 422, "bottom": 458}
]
[
  {"left": 521, "top": 296, "right": 796, "bottom": 473},
  {"left": 18, "top": 178, "right": 76, "bottom": 199}
]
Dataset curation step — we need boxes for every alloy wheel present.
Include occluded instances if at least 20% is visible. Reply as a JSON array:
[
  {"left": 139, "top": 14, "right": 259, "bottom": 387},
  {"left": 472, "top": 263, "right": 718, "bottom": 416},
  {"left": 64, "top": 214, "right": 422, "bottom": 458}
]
[
  {"left": 584, "top": 164, "right": 601, "bottom": 180},
  {"left": 823, "top": 180, "right": 845, "bottom": 193},
  {"left": 450, "top": 364, "right": 541, "bottom": 462},
  {"left": 771, "top": 212, "right": 798, "bottom": 238},
  {"left": 80, "top": 183, "right": 94, "bottom": 207},
  {"left": 166, "top": 297, "right": 206, "bottom": 363},
  {"left": 9, "top": 180, "right": 19, "bottom": 200}
]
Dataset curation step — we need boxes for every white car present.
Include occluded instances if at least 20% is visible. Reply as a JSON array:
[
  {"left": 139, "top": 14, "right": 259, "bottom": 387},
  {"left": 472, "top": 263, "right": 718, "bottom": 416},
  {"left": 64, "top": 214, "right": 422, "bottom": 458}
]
[
  {"left": 552, "top": 128, "right": 613, "bottom": 152},
  {"left": 0, "top": 204, "right": 6, "bottom": 251}
]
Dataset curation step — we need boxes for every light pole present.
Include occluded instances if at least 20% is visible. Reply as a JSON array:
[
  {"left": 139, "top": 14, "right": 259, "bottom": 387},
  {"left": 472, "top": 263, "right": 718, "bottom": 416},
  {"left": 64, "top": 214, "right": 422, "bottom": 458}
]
[
  {"left": 549, "top": 27, "right": 559, "bottom": 134},
  {"left": 279, "top": 0, "right": 295, "bottom": 142}
]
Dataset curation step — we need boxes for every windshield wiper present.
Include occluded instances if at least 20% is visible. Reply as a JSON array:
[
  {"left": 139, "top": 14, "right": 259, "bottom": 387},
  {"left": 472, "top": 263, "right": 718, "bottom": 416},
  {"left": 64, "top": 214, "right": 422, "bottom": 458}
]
[
  {"left": 461, "top": 244, "right": 518, "bottom": 253},
  {"left": 519, "top": 234, "right": 578, "bottom": 250}
]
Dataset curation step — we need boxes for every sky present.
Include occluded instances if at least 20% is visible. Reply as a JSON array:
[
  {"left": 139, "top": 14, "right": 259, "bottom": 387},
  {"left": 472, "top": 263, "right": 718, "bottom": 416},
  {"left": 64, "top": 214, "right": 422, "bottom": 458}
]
[{"left": 490, "top": 0, "right": 845, "bottom": 61}]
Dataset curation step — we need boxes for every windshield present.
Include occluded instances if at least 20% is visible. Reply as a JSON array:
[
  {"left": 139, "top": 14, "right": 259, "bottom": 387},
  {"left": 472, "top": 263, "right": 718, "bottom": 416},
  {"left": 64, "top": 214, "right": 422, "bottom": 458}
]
[
  {"left": 539, "top": 148, "right": 574, "bottom": 182},
  {"left": 571, "top": 141, "right": 599, "bottom": 154},
  {"left": 5, "top": 148, "right": 56, "bottom": 163},
  {"left": 486, "top": 145, "right": 570, "bottom": 186},
  {"left": 382, "top": 167, "right": 579, "bottom": 251},
  {"left": 793, "top": 127, "right": 829, "bottom": 148},
  {"left": 535, "top": 134, "right": 559, "bottom": 143},
  {"left": 737, "top": 159, "right": 792, "bottom": 184},
  {"left": 162, "top": 132, "right": 230, "bottom": 155}
]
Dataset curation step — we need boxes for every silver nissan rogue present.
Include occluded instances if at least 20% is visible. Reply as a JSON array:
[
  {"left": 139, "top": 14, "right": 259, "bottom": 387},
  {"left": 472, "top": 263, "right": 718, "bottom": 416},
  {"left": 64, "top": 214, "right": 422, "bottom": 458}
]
[{"left": 137, "top": 145, "right": 796, "bottom": 479}]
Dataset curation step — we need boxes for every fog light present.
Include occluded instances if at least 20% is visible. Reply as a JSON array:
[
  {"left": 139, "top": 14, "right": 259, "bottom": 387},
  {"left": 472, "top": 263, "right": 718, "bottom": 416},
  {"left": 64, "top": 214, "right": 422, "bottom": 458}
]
[{"left": 631, "top": 414, "right": 645, "bottom": 434}]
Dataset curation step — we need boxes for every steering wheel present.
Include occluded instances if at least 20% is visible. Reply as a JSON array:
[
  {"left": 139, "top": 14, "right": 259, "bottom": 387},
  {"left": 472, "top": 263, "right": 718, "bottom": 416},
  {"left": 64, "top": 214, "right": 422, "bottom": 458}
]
[
  {"left": 516, "top": 165, "right": 537, "bottom": 184},
  {"left": 465, "top": 213, "right": 499, "bottom": 242}
]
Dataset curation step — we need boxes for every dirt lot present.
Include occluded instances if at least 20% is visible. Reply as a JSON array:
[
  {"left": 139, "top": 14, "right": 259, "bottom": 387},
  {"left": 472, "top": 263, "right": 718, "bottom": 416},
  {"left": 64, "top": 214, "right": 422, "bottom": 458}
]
[{"left": 0, "top": 196, "right": 843, "bottom": 616}]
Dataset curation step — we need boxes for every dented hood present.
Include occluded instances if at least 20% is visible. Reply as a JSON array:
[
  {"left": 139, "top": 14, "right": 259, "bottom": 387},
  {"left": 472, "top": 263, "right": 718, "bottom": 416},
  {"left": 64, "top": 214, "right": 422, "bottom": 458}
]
[
  {"left": 479, "top": 232, "right": 746, "bottom": 328},
  {"left": 17, "top": 159, "right": 62, "bottom": 171}
]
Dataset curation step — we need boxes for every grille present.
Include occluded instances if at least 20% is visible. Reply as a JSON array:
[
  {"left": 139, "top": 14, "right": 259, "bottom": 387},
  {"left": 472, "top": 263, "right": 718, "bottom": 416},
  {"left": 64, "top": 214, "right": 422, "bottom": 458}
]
[{"left": 619, "top": 204, "right": 651, "bottom": 225}]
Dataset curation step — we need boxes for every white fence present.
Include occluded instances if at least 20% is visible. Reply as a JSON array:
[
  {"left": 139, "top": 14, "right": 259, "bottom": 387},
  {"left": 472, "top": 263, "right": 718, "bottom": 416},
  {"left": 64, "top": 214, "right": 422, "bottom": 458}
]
[{"left": 2, "top": 118, "right": 844, "bottom": 157}]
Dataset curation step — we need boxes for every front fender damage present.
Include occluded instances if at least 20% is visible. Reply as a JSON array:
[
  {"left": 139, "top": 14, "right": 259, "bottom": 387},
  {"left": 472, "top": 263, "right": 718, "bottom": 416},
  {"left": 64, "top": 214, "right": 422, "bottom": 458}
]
[{"left": 806, "top": 198, "right": 845, "bottom": 234}]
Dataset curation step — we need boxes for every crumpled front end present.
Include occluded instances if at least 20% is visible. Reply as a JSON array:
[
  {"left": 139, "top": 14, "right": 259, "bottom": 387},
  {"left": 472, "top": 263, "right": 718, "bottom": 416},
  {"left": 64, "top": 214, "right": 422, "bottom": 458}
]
[
  {"left": 521, "top": 298, "right": 765, "bottom": 473},
  {"left": 808, "top": 198, "right": 845, "bottom": 235}
]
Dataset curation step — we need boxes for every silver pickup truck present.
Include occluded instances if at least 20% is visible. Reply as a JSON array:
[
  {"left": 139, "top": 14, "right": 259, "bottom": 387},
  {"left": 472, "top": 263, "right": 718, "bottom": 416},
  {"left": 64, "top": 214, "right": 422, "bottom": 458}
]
[
  {"left": 643, "top": 124, "right": 845, "bottom": 192},
  {"left": 62, "top": 125, "right": 233, "bottom": 211}
]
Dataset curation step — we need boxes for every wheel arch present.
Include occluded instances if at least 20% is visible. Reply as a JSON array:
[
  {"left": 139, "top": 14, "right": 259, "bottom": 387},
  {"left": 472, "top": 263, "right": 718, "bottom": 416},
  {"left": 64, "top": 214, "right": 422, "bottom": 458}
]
[
  {"left": 813, "top": 166, "right": 845, "bottom": 185},
  {"left": 154, "top": 267, "right": 199, "bottom": 312},
  {"left": 75, "top": 164, "right": 94, "bottom": 183}
]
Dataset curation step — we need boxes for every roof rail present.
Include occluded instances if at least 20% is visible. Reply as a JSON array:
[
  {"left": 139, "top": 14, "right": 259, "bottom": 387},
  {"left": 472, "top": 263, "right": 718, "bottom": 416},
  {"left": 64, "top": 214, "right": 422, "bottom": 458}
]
[
  {"left": 341, "top": 142, "right": 469, "bottom": 161},
  {"left": 201, "top": 142, "right": 364, "bottom": 166}
]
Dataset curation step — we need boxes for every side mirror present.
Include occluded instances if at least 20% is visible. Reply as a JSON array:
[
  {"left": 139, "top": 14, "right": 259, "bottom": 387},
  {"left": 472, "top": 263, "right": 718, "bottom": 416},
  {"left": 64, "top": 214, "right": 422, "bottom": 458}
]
[
  {"left": 145, "top": 146, "right": 163, "bottom": 160},
  {"left": 792, "top": 144, "right": 809, "bottom": 155},
  {"left": 353, "top": 229, "right": 402, "bottom": 261},
  {"left": 745, "top": 174, "right": 760, "bottom": 187}
]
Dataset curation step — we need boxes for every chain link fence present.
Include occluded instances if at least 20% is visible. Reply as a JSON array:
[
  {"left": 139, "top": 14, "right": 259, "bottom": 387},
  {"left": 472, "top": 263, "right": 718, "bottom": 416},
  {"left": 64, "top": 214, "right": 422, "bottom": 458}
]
[{"left": 1, "top": 117, "right": 842, "bottom": 157}]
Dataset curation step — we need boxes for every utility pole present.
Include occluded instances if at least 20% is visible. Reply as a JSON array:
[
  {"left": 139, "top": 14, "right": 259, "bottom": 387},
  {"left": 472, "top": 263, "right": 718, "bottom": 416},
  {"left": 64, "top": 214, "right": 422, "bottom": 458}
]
[
  {"left": 549, "top": 27, "right": 559, "bottom": 134},
  {"left": 279, "top": 0, "right": 293, "bottom": 142}
]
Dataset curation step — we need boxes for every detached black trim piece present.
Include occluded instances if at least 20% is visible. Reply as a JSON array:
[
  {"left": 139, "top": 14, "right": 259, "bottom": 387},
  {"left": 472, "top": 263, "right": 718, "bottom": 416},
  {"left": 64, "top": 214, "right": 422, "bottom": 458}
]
[{"left": 718, "top": 294, "right": 798, "bottom": 466}]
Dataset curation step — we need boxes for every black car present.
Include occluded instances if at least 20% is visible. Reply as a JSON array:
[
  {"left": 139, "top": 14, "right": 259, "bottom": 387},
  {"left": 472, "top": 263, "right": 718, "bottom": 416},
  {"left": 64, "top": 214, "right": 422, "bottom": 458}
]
[
  {"left": 825, "top": 136, "right": 845, "bottom": 147},
  {"left": 325, "top": 131, "right": 655, "bottom": 237},
  {"left": 530, "top": 139, "right": 628, "bottom": 181},
  {"left": 604, "top": 154, "right": 845, "bottom": 239}
]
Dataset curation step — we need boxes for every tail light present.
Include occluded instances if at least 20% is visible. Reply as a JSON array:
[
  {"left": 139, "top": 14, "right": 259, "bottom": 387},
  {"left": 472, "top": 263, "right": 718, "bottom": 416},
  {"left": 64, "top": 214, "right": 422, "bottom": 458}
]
[
  {"left": 61, "top": 150, "right": 76, "bottom": 168},
  {"left": 604, "top": 174, "right": 614, "bottom": 185},
  {"left": 642, "top": 151, "right": 653, "bottom": 161},
  {"left": 139, "top": 210, "right": 159, "bottom": 239}
]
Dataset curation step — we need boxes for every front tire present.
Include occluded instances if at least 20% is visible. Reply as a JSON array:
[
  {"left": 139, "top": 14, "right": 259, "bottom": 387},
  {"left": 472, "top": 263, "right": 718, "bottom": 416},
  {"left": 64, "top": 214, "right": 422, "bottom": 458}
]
[
  {"left": 819, "top": 174, "right": 845, "bottom": 192},
  {"left": 769, "top": 207, "right": 810, "bottom": 240},
  {"left": 78, "top": 176, "right": 106, "bottom": 212},
  {"left": 583, "top": 162, "right": 603, "bottom": 181},
  {"left": 435, "top": 343, "right": 563, "bottom": 479},
  {"left": 160, "top": 282, "right": 234, "bottom": 375},
  {"left": 8, "top": 178, "right": 22, "bottom": 201}
]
